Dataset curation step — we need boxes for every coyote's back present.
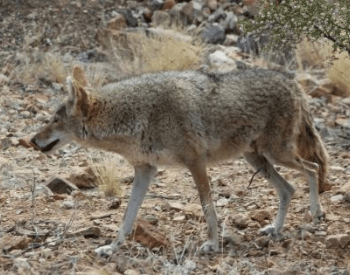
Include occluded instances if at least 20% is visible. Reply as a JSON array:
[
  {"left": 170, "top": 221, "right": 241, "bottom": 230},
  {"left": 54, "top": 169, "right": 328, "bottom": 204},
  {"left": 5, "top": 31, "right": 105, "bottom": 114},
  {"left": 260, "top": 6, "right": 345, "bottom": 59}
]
[{"left": 31, "top": 67, "right": 328, "bottom": 256}]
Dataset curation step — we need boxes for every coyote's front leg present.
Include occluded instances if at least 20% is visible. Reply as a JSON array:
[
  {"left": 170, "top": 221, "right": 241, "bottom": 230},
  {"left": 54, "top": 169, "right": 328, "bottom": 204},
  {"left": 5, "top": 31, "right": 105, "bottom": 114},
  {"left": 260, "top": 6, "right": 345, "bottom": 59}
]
[
  {"left": 95, "top": 164, "right": 157, "bottom": 257},
  {"left": 188, "top": 156, "right": 219, "bottom": 252}
]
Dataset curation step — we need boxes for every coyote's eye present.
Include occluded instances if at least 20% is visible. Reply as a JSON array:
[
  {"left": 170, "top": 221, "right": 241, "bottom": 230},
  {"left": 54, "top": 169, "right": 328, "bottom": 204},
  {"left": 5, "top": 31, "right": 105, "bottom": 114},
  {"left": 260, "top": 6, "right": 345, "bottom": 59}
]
[{"left": 53, "top": 117, "right": 59, "bottom": 123}]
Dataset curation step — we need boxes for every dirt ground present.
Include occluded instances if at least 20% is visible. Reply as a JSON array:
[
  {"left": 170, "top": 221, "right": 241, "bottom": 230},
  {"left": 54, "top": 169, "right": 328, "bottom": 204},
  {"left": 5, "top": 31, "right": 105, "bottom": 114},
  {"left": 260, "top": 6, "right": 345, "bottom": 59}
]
[{"left": 1, "top": 1, "right": 350, "bottom": 275}]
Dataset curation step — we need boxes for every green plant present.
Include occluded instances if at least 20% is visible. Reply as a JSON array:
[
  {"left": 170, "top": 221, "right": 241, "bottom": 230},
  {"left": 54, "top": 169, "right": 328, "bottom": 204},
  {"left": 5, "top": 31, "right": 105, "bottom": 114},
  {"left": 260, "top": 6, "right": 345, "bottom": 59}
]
[{"left": 243, "top": 0, "right": 350, "bottom": 55}]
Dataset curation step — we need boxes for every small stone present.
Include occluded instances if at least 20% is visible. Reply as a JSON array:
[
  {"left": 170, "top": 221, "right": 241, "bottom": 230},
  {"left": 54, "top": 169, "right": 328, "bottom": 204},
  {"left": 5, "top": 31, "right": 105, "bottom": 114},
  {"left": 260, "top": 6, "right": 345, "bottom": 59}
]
[
  {"left": 162, "top": 0, "right": 175, "bottom": 10},
  {"left": 255, "top": 236, "right": 270, "bottom": 248},
  {"left": 173, "top": 215, "right": 186, "bottom": 221},
  {"left": 331, "top": 194, "right": 344, "bottom": 202},
  {"left": 20, "top": 111, "right": 31, "bottom": 118},
  {"left": 151, "top": 10, "right": 171, "bottom": 27},
  {"left": 108, "top": 198, "right": 121, "bottom": 209},
  {"left": 143, "top": 215, "right": 159, "bottom": 226},
  {"left": 63, "top": 200, "right": 75, "bottom": 209},
  {"left": 67, "top": 227, "right": 101, "bottom": 238},
  {"left": 339, "top": 182, "right": 350, "bottom": 194},
  {"left": 201, "top": 23, "right": 225, "bottom": 44},
  {"left": 168, "top": 202, "right": 184, "bottom": 211},
  {"left": 47, "top": 177, "right": 79, "bottom": 194},
  {"left": 124, "top": 270, "right": 141, "bottom": 275},
  {"left": 251, "top": 210, "right": 272, "bottom": 223},
  {"left": 107, "top": 13, "right": 127, "bottom": 30},
  {"left": 231, "top": 214, "right": 250, "bottom": 229},
  {"left": 0, "top": 235, "right": 31, "bottom": 252},
  {"left": 216, "top": 197, "right": 229, "bottom": 207},
  {"left": 134, "top": 220, "right": 169, "bottom": 249},
  {"left": 0, "top": 74, "right": 9, "bottom": 85},
  {"left": 183, "top": 203, "right": 203, "bottom": 219},
  {"left": 326, "top": 234, "right": 350, "bottom": 248},
  {"left": 67, "top": 167, "right": 98, "bottom": 189},
  {"left": 205, "top": 0, "right": 217, "bottom": 11},
  {"left": 52, "top": 83, "right": 63, "bottom": 91},
  {"left": 314, "top": 231, "right": 327, "bottom": 237}
]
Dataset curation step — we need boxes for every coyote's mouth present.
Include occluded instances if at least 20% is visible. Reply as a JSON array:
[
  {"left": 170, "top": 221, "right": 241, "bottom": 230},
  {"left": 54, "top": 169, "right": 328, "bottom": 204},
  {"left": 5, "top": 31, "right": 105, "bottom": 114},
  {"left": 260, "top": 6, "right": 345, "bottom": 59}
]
[{"left": 41, "top": 139, "right": 60, "bottom": 152}]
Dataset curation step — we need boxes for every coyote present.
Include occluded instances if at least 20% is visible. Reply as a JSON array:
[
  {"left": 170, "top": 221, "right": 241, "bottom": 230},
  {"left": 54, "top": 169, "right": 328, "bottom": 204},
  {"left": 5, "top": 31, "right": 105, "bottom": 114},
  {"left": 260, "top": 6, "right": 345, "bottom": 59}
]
[{"left": 31, "top": 66, "right": 328, "bottom": 256}]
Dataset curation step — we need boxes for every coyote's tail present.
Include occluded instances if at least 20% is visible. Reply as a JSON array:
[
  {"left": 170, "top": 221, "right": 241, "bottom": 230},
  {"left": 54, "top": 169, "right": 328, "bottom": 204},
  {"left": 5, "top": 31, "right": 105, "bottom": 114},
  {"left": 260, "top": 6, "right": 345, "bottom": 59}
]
[{"left": 297, "top": 101, "right": 329, "bottom": 193}]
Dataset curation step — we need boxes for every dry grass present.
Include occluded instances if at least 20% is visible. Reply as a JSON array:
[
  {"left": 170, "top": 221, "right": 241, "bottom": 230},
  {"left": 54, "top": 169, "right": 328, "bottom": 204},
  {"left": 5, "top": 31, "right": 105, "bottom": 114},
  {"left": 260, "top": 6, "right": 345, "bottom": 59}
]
[
  {"left": 327, "top": 51, "right": 350, "bottom": 96},
  {"left": 296, "top": 38, "right": 350, "bottom": 96},
  {"left": 109, "top": 31, "right": 204, "bottom": 76},
  {"left": 93, "top": 160, "right": 123, "bottom": 197},
  {"left": 295, "top": 38, "right": 332, "bottom": 70},
  {"left": 13, "top": 51, "right": 67, "bottom": 85}
]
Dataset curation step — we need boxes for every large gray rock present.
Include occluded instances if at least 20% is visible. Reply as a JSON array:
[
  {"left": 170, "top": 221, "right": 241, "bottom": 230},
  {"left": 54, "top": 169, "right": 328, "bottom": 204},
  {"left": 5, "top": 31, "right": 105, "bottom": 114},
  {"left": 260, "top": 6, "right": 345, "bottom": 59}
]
[{"left": 201, "top": 23, "right": 225, "bottom": 44}]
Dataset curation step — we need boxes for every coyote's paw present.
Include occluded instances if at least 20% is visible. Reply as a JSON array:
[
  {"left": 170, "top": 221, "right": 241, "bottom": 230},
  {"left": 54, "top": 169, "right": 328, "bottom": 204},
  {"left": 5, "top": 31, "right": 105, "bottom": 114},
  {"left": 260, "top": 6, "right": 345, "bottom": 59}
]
[
  {"left": 311, "top": 208, "right": 325, "bottom": 224},
  {"left": 200, "top": 240, "right": 219, "bottom": 252},
  {"left": 259, "top": 225, "right": 281, "bottom": 238},
  {"left": 95, "top": 245, "right": 113, "bottom": 258}
]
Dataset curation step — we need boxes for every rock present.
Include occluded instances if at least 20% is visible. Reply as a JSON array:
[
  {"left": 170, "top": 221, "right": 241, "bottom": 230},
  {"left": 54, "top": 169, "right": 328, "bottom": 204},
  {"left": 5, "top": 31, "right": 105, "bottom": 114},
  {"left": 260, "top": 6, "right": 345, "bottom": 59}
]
[
  {"left": 151, "top": 0, "right": 164, "bottom": 10},
  {"left": 71, "top": 190, "right": 87, "bottom": 201},
  {"left": 222, "top": 230, "right": 242, "bottom": 245},
  {"left": 310, "top": 86, "right": 333, "bottom": 103},
  {"left": 143, "top": 215, "right": 159, "bottom": 225},
  {"left": 163, "top": 0, "right": 176, "bottom": 10},
  {"left": 255, "top": 236, "right": 270, "bottom": 248},
  {"left": 296, "top": 74, "right": 318, "bottom": 91},
  {"left": 108, "top": 198, "right": 121, "bottom": 209},
  {"left": 147, "top": 28, "right": 192, "bottom": 43},
  {"left": 67, "top": 227, "right": 101, "bottom": 238},
  {"left": 231, "top": 214, "right": 250, "bottom": 229},
  {"left": 0, "top": 235, "right": 31, "bottom": 252},
  {"left": 168, "top": 202, "right": 184, "bottom": 211},
  {"left": 124, "top": 270, "right": 141, "bottom": 275},
  {"left": 345, "top": 192, "right": 350, "bottom": 203},
  {"left": 208, "top": 50, "right": 237, "bottom": 72},
  {"left": 251, "top": 210, "right": 272, "bottom": 223},
  {"left": 107, "top": 13, "right": 127, "bottom": 31},
  {"left": 325, "top": 234, "right": 350, "bottom": 249},
  {"left": 201, "top": 23, "right": 225, "bottom": 44},
  {"left": 119, "top": 9, "right": 138, "bottom": 27},
  {"left": 220, "top": 12, "right": 237, "bottom": 32},
  {"left": 183, "top": 203, "right": 203, "bottom": 219},
  {"left": 224, "top": 34, "right": 239, "bottom": 46},
  {"left": 46, "top": 177, "right": 78, "bottom": 194},
  {"left": 134, "top": 220, "right": 169, "bottom": 249},
  {"left": 63, "top": 200, "right": 75, "bottom": 209},
  {"left": 204, "top": 0, "right": 217, "bottom": 11},
  {"left": 216, "top": 197, "right": 229, "bottom": 207},
  {"left": 331, "top": 194, "right": 344, "bottom": 203},
  {"left": 181, "top": 2, "right": 194, "bottom": 23},
  {"left": 339, "top": 182, "right": 350, "bottom": 194},
  {"left": 151, "top": 10, "right": 171, "bottom": 27},
  {"left": 0, "top": 74, "right": 9, "bottom": 85},
  {"left": 173, "top": 215, "right": 186, "bottom": 221},
  {"left": 52, "top": 83, "right": 63, "bottom": 92},
  {"left": 67, "top": 167, "right": 98, "bottom": 189}
]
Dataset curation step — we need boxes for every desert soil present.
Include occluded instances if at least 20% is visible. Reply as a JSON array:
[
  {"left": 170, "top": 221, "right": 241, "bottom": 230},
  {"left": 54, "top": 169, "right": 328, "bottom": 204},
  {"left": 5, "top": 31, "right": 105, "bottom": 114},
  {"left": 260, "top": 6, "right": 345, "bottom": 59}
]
[{"left": 1, "top": 1, "right": 350, "bottom": 275}]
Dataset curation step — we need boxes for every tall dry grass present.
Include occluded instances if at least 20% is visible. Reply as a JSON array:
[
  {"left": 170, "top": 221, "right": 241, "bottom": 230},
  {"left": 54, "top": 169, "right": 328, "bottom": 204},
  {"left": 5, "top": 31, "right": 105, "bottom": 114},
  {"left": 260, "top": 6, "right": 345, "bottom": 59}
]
[
  {"left": 108, "top": 31, "right": 204, "bottom": 76},
  {"left": 295, "top": 38, "right": 350, "bottom": 96},
  {"left": 93, "top": 160, "right": 123, "bottom": 197}
]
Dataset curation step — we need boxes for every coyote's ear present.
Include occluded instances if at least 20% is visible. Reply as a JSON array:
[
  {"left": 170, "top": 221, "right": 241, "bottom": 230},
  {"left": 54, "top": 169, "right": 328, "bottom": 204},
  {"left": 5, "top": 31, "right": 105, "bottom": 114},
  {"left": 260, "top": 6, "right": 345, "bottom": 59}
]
[
  {"left": 72, "top": 65, "right": 90, "bottom": 87},
  {"left": 66, "top": 76, "right": 90, "bottom": 117}
]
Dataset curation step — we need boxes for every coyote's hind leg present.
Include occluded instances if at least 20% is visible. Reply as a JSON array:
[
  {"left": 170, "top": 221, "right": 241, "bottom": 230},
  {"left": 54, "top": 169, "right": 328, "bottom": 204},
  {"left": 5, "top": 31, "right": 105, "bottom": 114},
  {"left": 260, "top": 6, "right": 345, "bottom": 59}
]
[
  {"left": 244, "top": 152, "right": 296, "bottom": 236},
  {"left": 188, "top": 156, "right": 219, "bottom": 252}
]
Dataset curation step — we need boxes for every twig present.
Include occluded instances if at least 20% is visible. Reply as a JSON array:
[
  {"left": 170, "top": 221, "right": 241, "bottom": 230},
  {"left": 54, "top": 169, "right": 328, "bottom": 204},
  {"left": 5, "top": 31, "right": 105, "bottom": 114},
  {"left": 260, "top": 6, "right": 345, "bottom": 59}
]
[{"left": 248, "top": 167, "right": 264, "bottom": 189}]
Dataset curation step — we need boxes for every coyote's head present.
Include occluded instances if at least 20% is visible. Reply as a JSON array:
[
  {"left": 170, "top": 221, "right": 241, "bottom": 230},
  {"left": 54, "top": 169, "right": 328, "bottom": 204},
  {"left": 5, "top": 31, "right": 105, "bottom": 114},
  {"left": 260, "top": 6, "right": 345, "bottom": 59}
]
[{"left": 31, "top": 66, "right": 94, "bottom": 154}]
